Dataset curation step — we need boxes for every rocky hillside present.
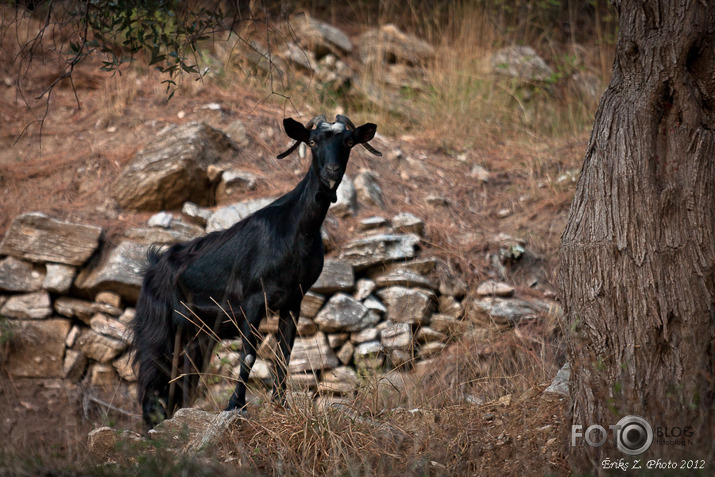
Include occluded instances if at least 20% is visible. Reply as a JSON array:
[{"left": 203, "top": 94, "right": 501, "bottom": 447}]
[{"left": 0, "top": 7, "right": 591, "bottom": 475}]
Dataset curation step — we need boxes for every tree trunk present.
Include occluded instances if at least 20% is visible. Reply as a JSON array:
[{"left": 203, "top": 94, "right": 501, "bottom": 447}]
[{"left": 559, "top": 0, "right": 714, "bottom": 468}]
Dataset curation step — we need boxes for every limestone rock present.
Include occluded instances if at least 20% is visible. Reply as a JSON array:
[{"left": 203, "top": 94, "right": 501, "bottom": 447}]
[
  {"left": 391, "top": 212, "right": 424, "bottom": 236},
  {"left": 0, "top": 212, "right": 102, "bottom": 266},
  {"left": 476, "top": 280, "right": 515, "bottom": 297},
  {"left": 353, "top": 278, "right": 376, "bottom": 301},
  {"left": 318, "top": 366, "right": 359, "bottom": 395},
  {"left": 289, "top": 332, "right": 339, "bottom": 373},
  {"left": 380, "top": 321, "right": 412, "bottom": 350},
  {"left": 0, "top": 291, "right": 52, "bottom": 319},
  {"left": 0, "top": 256, "right": 44, "bottom": 292},
  {"left": 123, "top": 222, "right": 204, "bottom": 245},
  {"left": 147, "top": 211, "right": 173, "bottom": 228},
  {"left": 490, "top": 45, "right": 554, "bottom": 82},
  {"left": 359, "top": 216, "right": 388, "bottom": 231},
  {"left": 415, "top": 326, "right": 446, "bottom": 343},
  {"left": 290, "top": 13, "right": 352, "bottom": 56},
  {"left": 43, "top": 263, "right": 76, "bottom": 294},
  {"left": 181, "top": 201, "right": 212, "bottom": 227},
  {"left": 314, "top": 293, "right": 377, "bottom": 333},
  {"left": 5, "top": 318, "right": 71, "bottom": 378},
  {"left": 372, "top": 268, "right": 435, "bottom": 290},
  {"left": 543, "top": 363, "right": 570, "bottom": 399},
  {"left": 295, "top": 317, "right": 317, "bottom": 337},
  {"left": 300, "top": 291, "right": 325, "bottom": 318},
  {"left": 95, "top": 291, "right": 122, "bottom": 308},
  {"left": 429, "top": 313, "right": 465, "bottom": 335},
  {"left": 376, "top": 287, "right": 434, "bottom": 325},
  {"left": 311, "top": 259, "right": 354, "bottom": 294},
  {"left": 329, "top": 174, "right": 356, "bottom": 217},
  {"left": 74, "top": 240, "right": 148, "bottom": 302},
  {"left": 206, "top": 197, "right": 276, "bottom": 232},
  {"left": 151, "top": 408, "right": 217, "bottom": 450},
  {"left": 353, "top": 340, "right": 384, "bottom": 369},
  {"left": 327, "top": 333, "right": 349, "bottom": 349},
  {"left": 113, "top": 122, "right": 237, "bottom": 210},
  {"left": 88, "top": 427, "right": 145, "bottom": 461},
  {"left": 354, "top": 171, "right": 385, "bottom": 209},
  {"left": 336, "top": 341, "right": 354, "bottom": 365},
  {"left": 350, "top": 327, "right": 379, "bottom": 344},
  {"left": 358, "top": 24, "right": 434, "bottom": 66},
  {"left": 54, "top": 297, "right": 96, "bottom": 323},
  {"left": 90, "top": 313, "right": 132, "bottom": 343},
  {"left": 63, "top": 349, "right": 88, "bottom": 381},
  {"left": 76, "top": 329, "right": 127, "bottom": 363},
  {"left": 471, "top": 298, "right": 557, "bottom": 326},
  {"left": 215, "top": 169, "right": 261, "bottom": 201},
  {"left": 340, "top": 233, "right": 420, "bottom": 270},
  {"left": 363, "top": 295, "right": 387, "bottom": 315}
]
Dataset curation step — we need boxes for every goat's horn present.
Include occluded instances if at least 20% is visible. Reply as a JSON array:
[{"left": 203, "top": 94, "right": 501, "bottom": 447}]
[
  {"left": 277, "top": 115, "right": 328, "bottom": 159},
  {"left": 336, "top": 115, "right": 382, "bottom": 157}
]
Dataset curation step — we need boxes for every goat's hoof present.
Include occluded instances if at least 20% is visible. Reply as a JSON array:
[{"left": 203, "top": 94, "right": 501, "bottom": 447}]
[{"left": 225, "top": 405, "right": 248, "bottom": 418}]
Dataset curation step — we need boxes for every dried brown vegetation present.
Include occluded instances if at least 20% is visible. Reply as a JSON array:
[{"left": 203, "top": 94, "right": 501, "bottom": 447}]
[{"left": 0, "top": 1, "right": 620, "bottom": 475}]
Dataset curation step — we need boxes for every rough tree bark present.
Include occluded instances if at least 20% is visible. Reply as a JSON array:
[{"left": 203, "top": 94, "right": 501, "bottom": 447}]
[{"left": 559, "top": 0, "right": 714, "bottom": 467}]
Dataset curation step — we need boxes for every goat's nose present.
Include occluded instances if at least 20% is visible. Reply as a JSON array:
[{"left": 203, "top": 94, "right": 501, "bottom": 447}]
[{"left": 325, "top": 164, "right": 340, "bottom": 175}]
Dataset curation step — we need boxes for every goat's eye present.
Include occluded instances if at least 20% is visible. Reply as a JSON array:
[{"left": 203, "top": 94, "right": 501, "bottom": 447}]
[
  {"left": 346, "top": 139, "right": 354, "bottom": 147},
  {"left": 309, "top": 140, "right": 316, "bottom": 147}
]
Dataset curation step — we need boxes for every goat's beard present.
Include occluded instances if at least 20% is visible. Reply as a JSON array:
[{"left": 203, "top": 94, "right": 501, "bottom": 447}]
[{"left": 316, "top": 189, "right": 338, "bottom": 203}]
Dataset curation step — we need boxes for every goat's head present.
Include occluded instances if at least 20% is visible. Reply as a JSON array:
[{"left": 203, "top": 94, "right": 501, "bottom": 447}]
[{"left": 278, "top": 115, "right": 381, "bottom": 201}]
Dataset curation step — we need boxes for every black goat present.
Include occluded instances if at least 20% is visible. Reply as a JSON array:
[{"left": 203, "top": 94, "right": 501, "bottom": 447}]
[{"left": 132, "top": 115, "right": 381, "bottom": 427}]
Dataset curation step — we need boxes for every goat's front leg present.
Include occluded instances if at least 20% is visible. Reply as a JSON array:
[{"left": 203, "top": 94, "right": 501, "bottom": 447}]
[
  {"left": 272, "top": 305, "right": 299, "bottom": 406},
  {"left": 226, "top": 295, "right": 263, "bottom": 414}
]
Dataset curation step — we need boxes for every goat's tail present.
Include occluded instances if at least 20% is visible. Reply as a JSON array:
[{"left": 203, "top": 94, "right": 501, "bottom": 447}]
[{"left": 132, "top": 246, "right": 183, "bottom": 428}]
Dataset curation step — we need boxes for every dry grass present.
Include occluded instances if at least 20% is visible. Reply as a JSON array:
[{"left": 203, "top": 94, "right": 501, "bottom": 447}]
[
  {"left": 175, "top": 301, "right": 566, "bottom": 476},
  {"left": 0, "top": 1, "right": 611, "bottom": 474}
]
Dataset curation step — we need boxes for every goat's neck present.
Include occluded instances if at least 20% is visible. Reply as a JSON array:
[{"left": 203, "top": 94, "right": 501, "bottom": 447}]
[{"left": 291, "top": 167, "right": 334, "bottom": 236}]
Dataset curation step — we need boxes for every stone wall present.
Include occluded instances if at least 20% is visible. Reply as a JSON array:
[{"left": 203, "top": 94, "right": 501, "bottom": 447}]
[{"left": 0, "top": 206, "right": 558, "bottom": 403}]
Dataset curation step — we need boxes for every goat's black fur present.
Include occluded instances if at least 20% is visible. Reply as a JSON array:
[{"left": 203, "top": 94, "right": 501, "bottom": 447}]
[{"left": 132, "top": 116, "right": 379, "bottom": 427}]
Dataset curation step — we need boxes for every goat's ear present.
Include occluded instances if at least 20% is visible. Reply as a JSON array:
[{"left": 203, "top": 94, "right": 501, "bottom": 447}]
[
  {"left": 283, "top": 118, "right": 310, "bottom": 143},
  {"left": 353, "top": 123, "right": 377, "bottom": 144}
]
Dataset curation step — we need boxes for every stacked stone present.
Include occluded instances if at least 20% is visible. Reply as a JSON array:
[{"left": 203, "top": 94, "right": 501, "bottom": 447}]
[{"left": 0, "top": 205, "right": 559, "bottom": 403}]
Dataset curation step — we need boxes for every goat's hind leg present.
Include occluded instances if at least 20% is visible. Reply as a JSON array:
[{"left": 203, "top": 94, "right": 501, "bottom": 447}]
[
  {"left": 225, "top": 295, "right": 264, "bottom": 415},
  {"left": 272, "top": 304, "right": 299, "bottom": 407}
]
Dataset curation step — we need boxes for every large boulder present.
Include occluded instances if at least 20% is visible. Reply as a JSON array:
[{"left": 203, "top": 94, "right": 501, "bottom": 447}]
[
  {"left": 0, "top": 212, "right": 102, "bottom": 266},
  {"left": 4, "top": 319, "right": 71, "bottom": 378},
  {"left": 113, "top": 122, "right": 237, "bottom": 211}
]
